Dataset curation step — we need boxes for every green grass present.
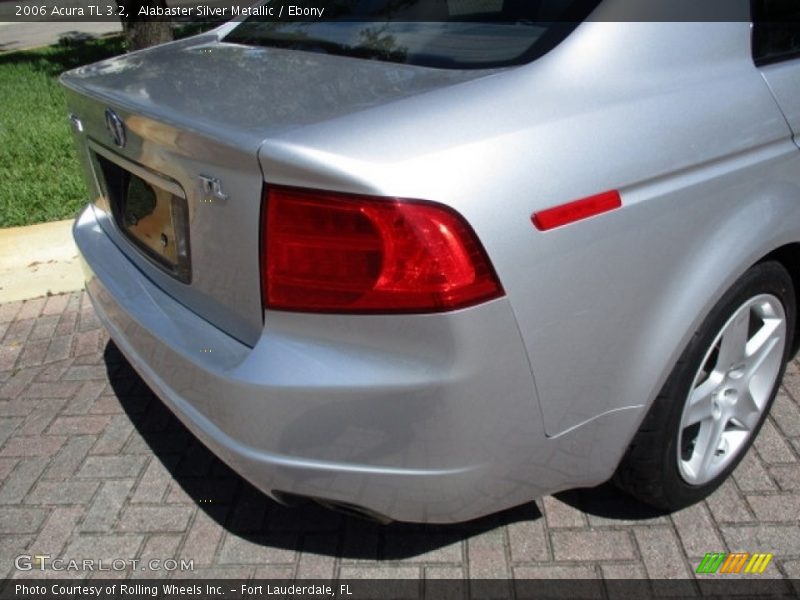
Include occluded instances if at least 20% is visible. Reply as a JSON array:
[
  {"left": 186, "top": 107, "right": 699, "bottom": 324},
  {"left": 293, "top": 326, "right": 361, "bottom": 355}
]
[{"left": 0, "top": 36, "right": 126, "bottom": 227}]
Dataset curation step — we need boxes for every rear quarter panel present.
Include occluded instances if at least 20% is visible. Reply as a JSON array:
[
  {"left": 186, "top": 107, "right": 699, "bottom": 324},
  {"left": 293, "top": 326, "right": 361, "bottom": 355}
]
[{"left": 258, "top": 20, "right": 800, "bottom": 443}]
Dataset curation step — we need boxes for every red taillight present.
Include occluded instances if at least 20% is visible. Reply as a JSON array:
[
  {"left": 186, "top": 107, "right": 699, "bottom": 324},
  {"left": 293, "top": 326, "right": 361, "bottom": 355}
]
[
  {"left": 532, "top": 190, "right": 622, "bottom": 231},
  {"left": 261, "top": 186, "right": 504, "bottom": 313}
]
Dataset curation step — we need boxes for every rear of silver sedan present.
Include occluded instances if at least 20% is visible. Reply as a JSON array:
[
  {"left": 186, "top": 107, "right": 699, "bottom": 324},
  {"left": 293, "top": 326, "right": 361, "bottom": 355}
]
[
  {"left": 64, "top": 1, "right": 800, "bottom": 522},
  {"left": 62, "top": 14, "right": 590, "bottom": 523}
]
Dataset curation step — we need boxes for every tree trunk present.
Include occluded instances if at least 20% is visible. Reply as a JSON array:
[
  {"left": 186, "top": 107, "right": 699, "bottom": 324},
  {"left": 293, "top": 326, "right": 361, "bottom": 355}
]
[{"left": 116, "top": 0, "right": 174, "bottom": 51}]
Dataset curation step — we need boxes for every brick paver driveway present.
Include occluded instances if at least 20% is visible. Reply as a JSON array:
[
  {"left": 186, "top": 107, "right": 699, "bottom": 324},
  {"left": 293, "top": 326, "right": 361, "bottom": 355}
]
[{"left": 1, "top": 292, "right": 799, "bottom": 588}]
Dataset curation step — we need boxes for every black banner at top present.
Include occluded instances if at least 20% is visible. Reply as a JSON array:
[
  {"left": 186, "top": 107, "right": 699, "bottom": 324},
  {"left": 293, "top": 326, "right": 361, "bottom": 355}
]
[{"left": 0, "top": 0, "right": 788, "bottom": 24}]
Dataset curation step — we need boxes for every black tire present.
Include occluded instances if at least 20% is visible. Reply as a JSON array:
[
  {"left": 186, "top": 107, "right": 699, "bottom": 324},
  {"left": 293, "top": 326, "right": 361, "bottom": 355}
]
[{"left": 614, "top": 261, "right": 795, "bottom": 511}]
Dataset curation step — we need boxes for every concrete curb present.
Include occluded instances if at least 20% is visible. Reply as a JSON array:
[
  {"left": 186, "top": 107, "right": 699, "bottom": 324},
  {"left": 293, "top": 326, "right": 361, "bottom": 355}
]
[{"left": 0, "top": 219, "right": 84, "bottom": 302}]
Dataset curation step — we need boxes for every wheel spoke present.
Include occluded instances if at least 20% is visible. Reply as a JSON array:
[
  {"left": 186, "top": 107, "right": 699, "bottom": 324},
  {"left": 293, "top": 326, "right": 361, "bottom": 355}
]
[
  {"left": 697, "top": 416, "right": 727, "bottom": 477},
  {"left": 744, "top": 321, "right": 781, "bottom": 382},
  {"left": 684, "top": 378, "right": 717, "bottom": 426},
  {"left": 730, "top": 390, "right": 760, "bottom": 431},
  {"left": 716, "top": 311, "right": 750, "bottom": 371}
]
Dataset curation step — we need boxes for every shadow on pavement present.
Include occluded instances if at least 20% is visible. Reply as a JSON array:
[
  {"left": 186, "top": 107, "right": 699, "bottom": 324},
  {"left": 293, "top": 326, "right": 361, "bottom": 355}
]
[{"left": 555, "top": 484, "right": 666, "bottom": 521}]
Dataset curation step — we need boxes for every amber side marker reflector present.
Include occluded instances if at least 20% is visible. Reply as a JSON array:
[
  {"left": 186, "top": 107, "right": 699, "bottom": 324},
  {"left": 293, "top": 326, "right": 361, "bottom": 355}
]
[{"left": 532, "top": 190, "right": 622, "bottom": 231}]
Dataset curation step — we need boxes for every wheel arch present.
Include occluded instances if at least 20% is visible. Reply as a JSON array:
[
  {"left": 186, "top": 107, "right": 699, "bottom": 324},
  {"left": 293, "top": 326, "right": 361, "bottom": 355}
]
[{"left": 757, "top": 242, "right": 800, "bottom": 358}]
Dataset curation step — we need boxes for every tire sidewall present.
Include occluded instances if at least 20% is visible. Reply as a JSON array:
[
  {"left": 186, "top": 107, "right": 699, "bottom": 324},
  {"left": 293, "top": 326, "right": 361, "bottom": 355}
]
[{"left": 658, "top": 262, "right": 795, "bottom": 508}]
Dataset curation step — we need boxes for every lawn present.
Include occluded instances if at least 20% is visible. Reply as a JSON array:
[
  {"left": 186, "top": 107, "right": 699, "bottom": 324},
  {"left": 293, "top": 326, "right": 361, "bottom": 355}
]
[{"left": 0, "top": 36, "right": 126, "bottom": 227}]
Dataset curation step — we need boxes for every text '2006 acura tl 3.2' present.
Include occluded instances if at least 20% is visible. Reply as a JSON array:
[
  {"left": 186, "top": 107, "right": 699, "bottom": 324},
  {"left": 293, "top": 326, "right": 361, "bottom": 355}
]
[{"left": 63, "top": 0, "right": 800, "bottom": 522}]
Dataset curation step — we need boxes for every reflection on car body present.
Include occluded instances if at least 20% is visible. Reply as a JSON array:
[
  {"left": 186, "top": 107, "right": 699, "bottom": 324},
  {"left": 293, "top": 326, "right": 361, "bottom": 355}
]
[{"left": 63, "top": 0, "right": 800, "bottom": 522}]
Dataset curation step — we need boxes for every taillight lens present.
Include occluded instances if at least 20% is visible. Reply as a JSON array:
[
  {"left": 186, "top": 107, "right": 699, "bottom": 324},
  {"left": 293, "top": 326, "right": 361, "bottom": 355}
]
[{"left": 262, "top": 186, "right": 504, "bottom": 313}]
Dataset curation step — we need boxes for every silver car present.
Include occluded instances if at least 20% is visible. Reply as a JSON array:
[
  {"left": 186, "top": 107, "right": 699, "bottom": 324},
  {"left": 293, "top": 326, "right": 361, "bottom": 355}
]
[{"left": 64, "top": 1, "right": 800, "bottom": 523}]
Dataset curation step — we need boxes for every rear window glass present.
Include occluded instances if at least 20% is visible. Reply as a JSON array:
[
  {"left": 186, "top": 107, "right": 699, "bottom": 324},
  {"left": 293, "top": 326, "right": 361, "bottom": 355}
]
[
  {"left": 224, "top": 0, "right": 601, "bottom": 69},
  {"left": 752, "top": 0, "right": 800, "bottom": 66}
]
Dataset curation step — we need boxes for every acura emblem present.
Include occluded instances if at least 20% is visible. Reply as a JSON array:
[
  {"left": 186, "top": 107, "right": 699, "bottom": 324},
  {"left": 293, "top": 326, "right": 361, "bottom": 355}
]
[{"left": 104, "top": 108, "right": 126, "bottom": 148}]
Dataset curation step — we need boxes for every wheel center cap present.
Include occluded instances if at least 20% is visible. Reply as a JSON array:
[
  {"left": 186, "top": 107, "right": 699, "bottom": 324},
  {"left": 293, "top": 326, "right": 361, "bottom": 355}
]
[{"left": 722, "top": 388, "right": 739, "bottom": 404}]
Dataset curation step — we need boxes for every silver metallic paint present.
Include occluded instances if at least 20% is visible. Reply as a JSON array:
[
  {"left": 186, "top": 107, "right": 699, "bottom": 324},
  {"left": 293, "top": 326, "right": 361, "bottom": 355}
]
[{"left": 64, "top": 9, "right": 800, "bottom": 522}]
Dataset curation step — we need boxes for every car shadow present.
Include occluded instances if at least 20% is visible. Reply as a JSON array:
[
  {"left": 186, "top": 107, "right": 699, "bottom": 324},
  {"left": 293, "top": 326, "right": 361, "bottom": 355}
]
[
  {"left": 104, "top": 340, "right": 656, "bottom": 560},
  {"left": 554, "top": 484, "right": 666, "bottom": 521}
]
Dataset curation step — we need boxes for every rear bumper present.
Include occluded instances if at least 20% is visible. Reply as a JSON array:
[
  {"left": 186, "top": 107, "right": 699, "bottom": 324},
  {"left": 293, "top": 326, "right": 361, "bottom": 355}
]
[{"left": 74, "top": 204, "right": 633, "bottom": 522}]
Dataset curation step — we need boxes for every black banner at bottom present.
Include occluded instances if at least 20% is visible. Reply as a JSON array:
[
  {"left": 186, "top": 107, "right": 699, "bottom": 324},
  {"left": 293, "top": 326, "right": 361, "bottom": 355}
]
[{"left": 2, "top": 579, "right": 799, "bottom": 600}]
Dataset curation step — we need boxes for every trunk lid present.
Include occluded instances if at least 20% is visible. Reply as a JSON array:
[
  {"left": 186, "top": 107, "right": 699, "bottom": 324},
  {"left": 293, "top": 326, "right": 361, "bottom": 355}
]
[{"left": 61, "top": 33, "right": 486, "bottom": 345}]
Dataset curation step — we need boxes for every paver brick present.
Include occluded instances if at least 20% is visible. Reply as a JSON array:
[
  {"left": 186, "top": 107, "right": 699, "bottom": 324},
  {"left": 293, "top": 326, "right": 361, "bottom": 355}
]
[
  {"left": 23, "top": 381, "right": 81, "bottom": 400},
  {"left": 754, "top": 420, "right": 797, "bottom": 464},
  {"left": 42, "top": 435, "right": 96, "bottom": 480},
  {"left": 542, "top": 494, "right": 586, "bottom": 528},
  {"left": 705, "top": 479, "right": 755, "bottom": 524},
  {"left": 44, "top": 335, "right": 72, "bottom": 362},
  {"left": 0, "top": 435, "right": 66, "bottom": 458},
  {"left": 0, "top": 457, "right": 48, "bottom": 503},
  {"left": 181, "top": 507, "right": 226, "bottom": 566},
  {"left": 0, "top": 367, "right": 41, "bottom": 401},
  {"left": 55, "top": 310, "right": 79, "bottom": 338},
  {"left": 721, "top": 524, "right": 800, "bottom": 556},
  {"left": 87, "top": 394, "right": 125, "bottom": 415},
  {"left": 733, "top": 449, "right": 778, "bottom": 492},
  {"left": 633, "top": 526, "right": 693, "bottom": 580},
  {"left": 73, "top": 330, "right": 102, "bottom": 357},
  {"left": 18, "top": 400, "right": 63, "bottom": 436},
  {"left": 0, "top": 507, "right": 48, "bottom": 534},
  {"left": 117, "top": 506, "right": 194, "bottom": 533},
  {"left": 745, "top": 493, "right": 800, "bottom": 522},
  {"left": 79, "top": 479, "right": 134, "bottom": 532},
  {"left": 29, "top": 480, "right": 100, "bottom": 505},
  {"left": 670, "top": 503, "right": 725, "bottom": 558},
  {"left": 0, "top": 344, "right": 22, "bottom": 372},
  {"left": 772, "top": 392, "right": 800, "bottom": 437},
  {"left": 1, "top": 291, "right": 799, "bottom": 582},
  {"left": 62, "top": 365, "right": 108, "bottom": 381},
  {"left": 601, "top": 565, "right": 651, "bottom": 600},
  {"left": 62, "top": 534, "right": 144, "bottom": 563},
  {"left": 296, "top": 535, "right": 338, "bottom": 578},
  {"left": 384, "top": 534, "right": 463, "bottom": 564},
  {"left": 337, "top": 565, "right": 420, "bottom": 578},
  {"left": 136, "top": 533, "right": 182, "bottom": 574},
  {"left": 61, "top": 380, "right": 105, "bottom": 414},
  {"left": 467, "top": 528, "right": 509, "bottom": 579},
  {"left": 507, "top": 518, "right": 549, "bottom": 562},
  {"left": 42, "top": 294, "right": 70, "bottom": 316},
  {"left": 3, "top": 318, "right": 34, "bottom": 347},
  {"left": 88, "top": 415, "right": 132, "bottom": 455},
  {"left": 0, "top": 417, "right": 23, "bottom": 447},
  {"left": 550, "top": 530, "right": 636, "bottom": 562},
  {"left": 0, "top": 457, "right": 17, "bottom": 480},
  {"left": 768, "top": 464, "right": 800, "bottom": 491},
  {"left": 782, "top": 561, "right": 800, "bottom": 596},
  {"left": 218, "top": 534, "right": 298, "bottom": 565},
  {"left": 0, "top": 301, "right": 21, "bottom": 323},
  {"left": 29, "top": 507, "right": 84, "bottom": 556},
  {"left": 16, "top": 339, "right": 49, "bottom": 369},
  {"left": 28, "top": 316, "right": 59, "bottom": 341},
  {"left": 48, "top": 415, "right": 111, "bottom": 436}
]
